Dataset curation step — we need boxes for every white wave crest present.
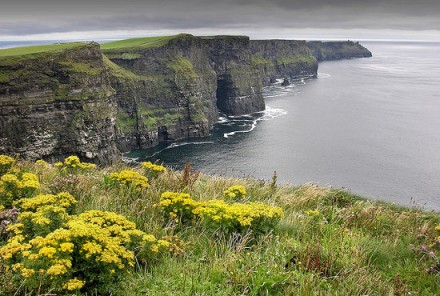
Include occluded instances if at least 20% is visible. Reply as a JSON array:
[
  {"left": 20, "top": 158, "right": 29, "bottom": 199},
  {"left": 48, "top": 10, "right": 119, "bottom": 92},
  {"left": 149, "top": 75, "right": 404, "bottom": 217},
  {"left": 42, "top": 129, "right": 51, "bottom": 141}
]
[{"left": 223, "top": 106, "right": 287, "bottom": 138}]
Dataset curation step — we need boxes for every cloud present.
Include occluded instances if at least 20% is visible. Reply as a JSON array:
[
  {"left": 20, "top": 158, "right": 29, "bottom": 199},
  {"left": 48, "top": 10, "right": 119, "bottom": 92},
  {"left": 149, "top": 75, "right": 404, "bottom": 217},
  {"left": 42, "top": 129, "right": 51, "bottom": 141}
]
[{"left": 1, "top": 0, "right": 439, "bottom": 40}]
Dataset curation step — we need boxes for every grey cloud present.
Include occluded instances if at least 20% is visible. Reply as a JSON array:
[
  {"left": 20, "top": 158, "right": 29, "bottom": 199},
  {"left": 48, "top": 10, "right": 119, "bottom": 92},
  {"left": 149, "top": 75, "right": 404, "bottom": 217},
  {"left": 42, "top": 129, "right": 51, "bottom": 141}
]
[{"left": 0, "top": 0, "right": 439, "bottom": 37}]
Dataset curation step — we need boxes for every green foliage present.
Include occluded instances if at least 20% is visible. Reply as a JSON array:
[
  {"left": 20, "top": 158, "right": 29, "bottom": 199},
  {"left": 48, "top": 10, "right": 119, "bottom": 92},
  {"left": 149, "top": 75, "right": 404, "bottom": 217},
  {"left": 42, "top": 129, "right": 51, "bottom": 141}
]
[
  {"left": 251, "top": 55, "right": 273, "bottom": 67},
  {"left": 102, "top": 55, "right": 142, "bottom": 80},
  {"left": 167, "top": 55, "right": 197, "bottom": 79},
  {"left": 275, "top": 54, "right": 316, "bottom": 66},
  {"left": 116, "top": 113, "right": 137, "bottom": 133}
]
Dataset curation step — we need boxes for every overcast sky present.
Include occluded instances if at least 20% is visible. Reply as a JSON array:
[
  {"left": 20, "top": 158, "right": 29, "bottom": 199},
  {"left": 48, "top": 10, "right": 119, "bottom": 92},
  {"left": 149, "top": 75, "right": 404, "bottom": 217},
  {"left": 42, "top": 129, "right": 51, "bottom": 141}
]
[{"left": 1, "top": 0, "right": 440, "bottom": 41}]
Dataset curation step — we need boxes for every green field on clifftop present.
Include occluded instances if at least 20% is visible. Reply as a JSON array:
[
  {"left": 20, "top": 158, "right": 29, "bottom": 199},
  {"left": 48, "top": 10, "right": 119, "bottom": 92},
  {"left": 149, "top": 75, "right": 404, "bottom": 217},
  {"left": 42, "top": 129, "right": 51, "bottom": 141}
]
[
  {"left": 0, "top": 42, "right": 85, "bottom": 58},
  {"left": 101, "top": 35, "right": 183, "bottom": 51}
]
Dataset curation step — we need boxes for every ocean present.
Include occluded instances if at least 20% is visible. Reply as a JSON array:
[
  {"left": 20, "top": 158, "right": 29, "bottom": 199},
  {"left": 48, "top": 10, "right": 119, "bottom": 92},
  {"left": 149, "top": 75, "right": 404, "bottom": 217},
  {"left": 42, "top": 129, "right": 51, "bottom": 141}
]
[{"left": 127, "top": 41, "right": 440, "bottom": 211}]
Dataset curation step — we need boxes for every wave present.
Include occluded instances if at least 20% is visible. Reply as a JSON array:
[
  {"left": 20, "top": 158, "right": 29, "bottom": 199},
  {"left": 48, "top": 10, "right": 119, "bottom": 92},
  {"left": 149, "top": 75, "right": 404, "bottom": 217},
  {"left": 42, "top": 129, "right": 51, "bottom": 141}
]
[
  {"left": 318, "top": 73, "right": 331, "bottom": 78},
  {"left": 223, "top": 106, "right": 287, "bottom": 138}
]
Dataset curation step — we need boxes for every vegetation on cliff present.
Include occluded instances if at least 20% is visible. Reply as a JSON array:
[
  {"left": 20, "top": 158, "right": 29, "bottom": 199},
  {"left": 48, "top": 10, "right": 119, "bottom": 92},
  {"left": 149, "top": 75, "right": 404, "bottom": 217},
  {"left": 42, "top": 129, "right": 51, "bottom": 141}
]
[{"left": 0, "top": 156, "right": 438, "bottom": 295}]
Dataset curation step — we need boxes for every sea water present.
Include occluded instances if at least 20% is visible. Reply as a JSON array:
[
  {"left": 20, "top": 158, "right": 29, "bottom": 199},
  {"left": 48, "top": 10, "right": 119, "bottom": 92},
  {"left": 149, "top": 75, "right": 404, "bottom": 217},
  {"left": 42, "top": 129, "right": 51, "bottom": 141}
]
[{"left": 102, "top": 41, "right": 440, "bottom": 211}]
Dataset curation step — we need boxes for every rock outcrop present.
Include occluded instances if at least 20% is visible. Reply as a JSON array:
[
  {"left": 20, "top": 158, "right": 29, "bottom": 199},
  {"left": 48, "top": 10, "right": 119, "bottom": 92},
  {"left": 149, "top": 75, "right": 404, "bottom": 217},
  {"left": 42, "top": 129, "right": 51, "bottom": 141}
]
[
  {"left": 0, "top": 35, "right": 372, "bottom": 162},
  {"left": 0, "top": 42, "right": 119, "bottom": 164}
]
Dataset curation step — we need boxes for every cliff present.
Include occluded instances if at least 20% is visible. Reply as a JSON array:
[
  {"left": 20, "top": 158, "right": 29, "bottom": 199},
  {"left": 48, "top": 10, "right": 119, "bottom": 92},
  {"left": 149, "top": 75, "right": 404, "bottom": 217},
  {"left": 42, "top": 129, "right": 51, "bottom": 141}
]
[
  {"left": 307, "top": 40, "right": 372, "bottom": 61},
  {"left": 0, "top": 42, "right": 119, "bottom": 164},
  {"left": 102, "top": 34, "right": 265, "bottom": 152},
  {"left": 250, "top": 40, "right": 318, "bottom": 85},
  {"left": 0, "top": 35, "right": 372, "bottom": 162}
]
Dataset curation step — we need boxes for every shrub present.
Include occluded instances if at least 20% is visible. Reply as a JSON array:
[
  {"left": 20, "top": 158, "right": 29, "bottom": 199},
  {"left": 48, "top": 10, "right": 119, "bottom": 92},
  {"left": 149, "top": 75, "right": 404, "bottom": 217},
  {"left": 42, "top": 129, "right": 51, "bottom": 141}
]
[
  {"left": 158, "top": 191, "right": 284, "bottom": 234},
  {"left": 54, "top": 155, "right": 96, "bottom": 174},
  {"left": 15, "top": 192, "right": 77, "bottom": 213},
  {"left": 0, "top": 155, "right": 15, "bottom": 176},
  {"left": 223, "top": 185, "right": 247, "bottom": 201},
  {"left": 194, "top": 200, "right": 284, "bottom": 234},
  {"left": 109, "top": 169, "right": 150, "bottom": 191},
  {"left": 141, "top": 161, "right": 167, "bottom": 179},
  {"left": 0, "top": 202, "right": 180, "bottom": 294},
  {"left": 159, "top": 191, "right": 201, "bottom": 223},
  {"left": 0, "top": 172, "right": 40, "bottom": 208}
]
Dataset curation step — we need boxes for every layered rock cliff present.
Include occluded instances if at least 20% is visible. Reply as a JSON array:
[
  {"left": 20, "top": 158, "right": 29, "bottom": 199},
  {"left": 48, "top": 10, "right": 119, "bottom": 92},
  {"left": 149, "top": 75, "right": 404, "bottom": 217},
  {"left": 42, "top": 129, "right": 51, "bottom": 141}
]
[
  {"left": 103, "top": 34, "right": 265, "bottom": 152},
  {"left": 250, "top": 40, "right": 318, "bottom": 85},
  {"left": 0, "top": 42, "right": 119, "bottom": 164},
  {"left": 0, "top": 35, "right": 372, "bottom": 162}
]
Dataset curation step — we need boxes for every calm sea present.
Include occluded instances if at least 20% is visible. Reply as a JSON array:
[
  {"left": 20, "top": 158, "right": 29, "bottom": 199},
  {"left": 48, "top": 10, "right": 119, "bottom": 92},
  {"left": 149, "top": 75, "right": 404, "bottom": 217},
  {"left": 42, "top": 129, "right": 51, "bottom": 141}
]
[{"left": 127, "top": 41, "right": 440, "bottom": 211}]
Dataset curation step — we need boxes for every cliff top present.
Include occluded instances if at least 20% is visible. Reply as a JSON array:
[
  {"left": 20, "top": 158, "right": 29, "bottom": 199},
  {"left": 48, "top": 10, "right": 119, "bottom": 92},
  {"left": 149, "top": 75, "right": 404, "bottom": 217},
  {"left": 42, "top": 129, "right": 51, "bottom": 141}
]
[
  {"left": 101, "top": 34, "right": 191, "bottom": 51},
  {"left": 0, "top": 42, "right": 86, "bottom": 58}
]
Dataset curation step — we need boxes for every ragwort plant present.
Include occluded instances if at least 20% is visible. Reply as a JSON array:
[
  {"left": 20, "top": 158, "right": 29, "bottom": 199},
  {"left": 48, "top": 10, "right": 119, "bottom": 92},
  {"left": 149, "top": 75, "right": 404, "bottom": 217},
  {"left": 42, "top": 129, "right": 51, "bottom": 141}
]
[
  {"left": 0, "top": 171, "right": 40, "bottom": 208},
  {"left": 0, "top": 181, "right": 181, "bottom": 294},
  {"left": 141, "top": 161, "right": 167, "bottom": 179}
]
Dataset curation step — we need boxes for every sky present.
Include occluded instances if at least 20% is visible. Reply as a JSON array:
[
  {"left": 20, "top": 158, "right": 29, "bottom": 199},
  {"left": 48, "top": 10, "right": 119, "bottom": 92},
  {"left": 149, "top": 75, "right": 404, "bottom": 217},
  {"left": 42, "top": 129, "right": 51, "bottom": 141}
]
[{"left": 1, "top": 0, "right": 440, "bottom": 42}]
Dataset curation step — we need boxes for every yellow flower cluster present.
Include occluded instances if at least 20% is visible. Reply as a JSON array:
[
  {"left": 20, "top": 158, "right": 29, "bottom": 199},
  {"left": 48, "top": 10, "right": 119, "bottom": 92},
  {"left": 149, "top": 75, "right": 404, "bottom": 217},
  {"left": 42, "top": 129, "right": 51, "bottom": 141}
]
[
  {"left": 63, "top": 278, "right": 85, "bottom": 291},
  {"left": 15, "top": 192, "right": 77, "bottom": 212},
  {"left": 109, "top": 169, "right": 150, "bottom": 190},
  {"left": 159, "top": 191, "right": 283, "bottom": 233},
  {"left": 64, "top": 155, "right": 96, "bottom": 170},
  {"left": 224, "top": 185, "right": 247, "bottom": 201},
  {"left": 0, "top": 190, "right": 180, "bottom": 294},
  {"left": 141, "top": 161, "right": 167, "bottom": 178},
  {"left": 0, "top": 172, "right": 40, "bottom": 208},
  {"left": 194, "top": 200, "right": 284, "bottom": 232},
  {"left": 160, "top": 192, "right": 201, "bottom": 222},
  {"left": 35, "top": 159, "right": 49, "bottom": 169},
  {"left": 0, "top": 154, "right": 15, "bottom": 174}
]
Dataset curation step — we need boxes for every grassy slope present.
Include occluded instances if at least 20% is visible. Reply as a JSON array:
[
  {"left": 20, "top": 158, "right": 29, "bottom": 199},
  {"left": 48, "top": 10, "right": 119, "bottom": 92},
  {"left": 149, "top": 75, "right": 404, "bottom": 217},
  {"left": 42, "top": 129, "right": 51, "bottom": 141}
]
[
  {"left": 101, "top": 35, "right": 182, "bottom": 51},
  {"left": 1, "top": 160, "right": 439, "bottom": 295},
  {"left": 0, "top": 42, "right": 85, "bottom": 58}
]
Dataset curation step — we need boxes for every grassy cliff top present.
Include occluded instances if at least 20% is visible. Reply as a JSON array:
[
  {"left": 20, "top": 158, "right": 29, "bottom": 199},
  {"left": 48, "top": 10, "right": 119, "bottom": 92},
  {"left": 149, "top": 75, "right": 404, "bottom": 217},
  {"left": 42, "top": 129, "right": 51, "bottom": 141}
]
[
  {"left": 101, "top": 35, "right": 188, "bottom": 51},
  {"left": 0, "top": 42, "right": 86, "bottom": 58}
]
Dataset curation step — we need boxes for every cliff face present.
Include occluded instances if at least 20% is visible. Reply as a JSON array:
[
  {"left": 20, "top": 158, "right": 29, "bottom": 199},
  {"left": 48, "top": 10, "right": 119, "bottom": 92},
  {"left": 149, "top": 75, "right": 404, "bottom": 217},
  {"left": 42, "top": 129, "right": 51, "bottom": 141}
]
[
  {"left": 250, "top": 40, "right": 318, "bottom": 85},
  {"left": 0, "top": 43, "right": 119, "bottom": 164},
  {"left": 307, "top": 41, "right": 372, "bottom": 61},
  {"left": 103, "top": 35, "right": 218, "bottom": 151},
  {"left": 103, "top": 35, "right": 266, "bottom": 152},
  {"left": 0, "top": 36, "right": 372, "bottom": 162}
]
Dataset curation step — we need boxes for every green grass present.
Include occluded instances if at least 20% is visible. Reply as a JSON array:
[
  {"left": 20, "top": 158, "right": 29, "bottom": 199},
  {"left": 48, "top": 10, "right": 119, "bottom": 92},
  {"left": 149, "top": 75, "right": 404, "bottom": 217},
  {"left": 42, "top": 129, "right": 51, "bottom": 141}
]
[
  {"left": 102, "top": 55, "right": 142, "bottom": 80},
  {"left": 1, "top": 160, "right": 439, "bottom": 295},
  {"left": 0, "top": 42, "right": 85, "bottom": 58},
  {"left": 101, "top": 35, "right": 183, "bottom": 51},
  {"left": 275, "top": 54, "right": 316, "bottom": 66},
  {"left": 167, "top": 55, "right": 198, "bottom": 79}
]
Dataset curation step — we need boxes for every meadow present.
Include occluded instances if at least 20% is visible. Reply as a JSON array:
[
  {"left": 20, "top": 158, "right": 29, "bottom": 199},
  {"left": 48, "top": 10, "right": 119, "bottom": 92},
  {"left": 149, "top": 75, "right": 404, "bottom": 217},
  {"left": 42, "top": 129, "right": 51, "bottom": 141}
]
[{"left": 0, "top": 155, "right": 439, "bottom": 295}]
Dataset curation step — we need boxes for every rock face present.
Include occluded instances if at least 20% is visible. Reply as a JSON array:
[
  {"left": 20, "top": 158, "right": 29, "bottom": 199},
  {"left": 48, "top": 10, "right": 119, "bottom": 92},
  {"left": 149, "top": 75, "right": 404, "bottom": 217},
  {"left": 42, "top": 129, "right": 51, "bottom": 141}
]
[
  {"left": 103, "top": 34, "right": 266, "bottom": 152},
  {"left": 307, "top": 41, "right": 372, "bottom": 61},
  {"left": 250, "top": 40, "right": 318, "bottom": 85},
  {"left": 0, "top": 42, "right": 119, "bottom": 164},
  {"left": 0, "top": 35, "right": 372, "bottom": 162}
]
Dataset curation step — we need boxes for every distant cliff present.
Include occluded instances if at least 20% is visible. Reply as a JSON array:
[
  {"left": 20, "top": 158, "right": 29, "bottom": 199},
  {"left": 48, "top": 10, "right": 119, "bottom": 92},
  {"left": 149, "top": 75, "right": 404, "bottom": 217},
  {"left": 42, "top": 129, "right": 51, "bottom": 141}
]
[
  {"left": 307, "top": 41, "right": 372, "bottom": 61},
  {"left": 0, "top": 35, "right": 372, "bottom": 163},
  {"left": 250, "top": 40, "right": 318, "bottom": 85}
]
